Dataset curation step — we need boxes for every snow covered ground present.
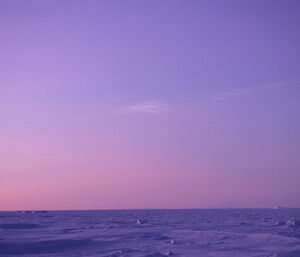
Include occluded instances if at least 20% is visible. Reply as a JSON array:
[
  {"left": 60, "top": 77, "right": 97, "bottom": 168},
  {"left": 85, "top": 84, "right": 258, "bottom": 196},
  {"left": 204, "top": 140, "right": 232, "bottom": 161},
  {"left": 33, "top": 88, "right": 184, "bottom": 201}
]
[{"left": 0, "top": 209, "right": 300, "bottom": 256}]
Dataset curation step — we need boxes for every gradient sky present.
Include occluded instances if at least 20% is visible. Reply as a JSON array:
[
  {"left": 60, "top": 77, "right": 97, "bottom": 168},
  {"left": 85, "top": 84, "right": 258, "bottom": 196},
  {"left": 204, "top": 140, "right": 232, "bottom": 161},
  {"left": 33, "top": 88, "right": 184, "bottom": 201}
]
[{"left": 1, "top": 0, "right": 300, "bottom": 210}]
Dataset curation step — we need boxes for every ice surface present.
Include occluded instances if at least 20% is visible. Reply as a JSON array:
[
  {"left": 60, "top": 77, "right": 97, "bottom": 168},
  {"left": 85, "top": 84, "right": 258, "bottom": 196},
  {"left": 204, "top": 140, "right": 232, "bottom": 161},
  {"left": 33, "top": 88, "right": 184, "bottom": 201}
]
[{"left": 0, "top": 209, "right": 300, "bottom": 256}]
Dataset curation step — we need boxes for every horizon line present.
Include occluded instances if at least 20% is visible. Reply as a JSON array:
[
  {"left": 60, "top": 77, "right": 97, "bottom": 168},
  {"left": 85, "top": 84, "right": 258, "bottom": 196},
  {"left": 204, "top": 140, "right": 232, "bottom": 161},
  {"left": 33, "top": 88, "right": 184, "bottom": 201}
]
[{"left": 1, "top": 207, "right": 298, "bottom": 212}]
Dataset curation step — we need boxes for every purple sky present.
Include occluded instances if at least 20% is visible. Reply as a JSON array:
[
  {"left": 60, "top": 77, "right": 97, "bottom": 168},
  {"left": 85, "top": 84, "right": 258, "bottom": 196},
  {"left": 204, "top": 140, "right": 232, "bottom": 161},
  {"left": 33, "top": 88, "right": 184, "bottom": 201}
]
[{"left": 1, "top": 0, "right": 300, "bottom": 210}]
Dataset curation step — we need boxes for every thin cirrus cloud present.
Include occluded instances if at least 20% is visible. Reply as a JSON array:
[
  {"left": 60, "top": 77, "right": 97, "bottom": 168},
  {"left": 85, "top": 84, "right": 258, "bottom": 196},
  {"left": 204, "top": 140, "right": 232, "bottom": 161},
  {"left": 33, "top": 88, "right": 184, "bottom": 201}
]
[
  {"left": 209, "top": 88, "right": 251, "bottom": 102},
  {"left": 121, "top": 101, "right": 170, "bottom": 114},
  {"left": 207, "top": 83, "right": 286, "bottom": 103}
]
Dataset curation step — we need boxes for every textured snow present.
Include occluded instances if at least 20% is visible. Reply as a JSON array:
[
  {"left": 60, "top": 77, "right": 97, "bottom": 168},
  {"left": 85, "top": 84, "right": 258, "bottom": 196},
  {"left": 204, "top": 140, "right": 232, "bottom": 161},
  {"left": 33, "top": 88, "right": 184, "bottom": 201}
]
[{"left": 0, "top": 209, "right": 300, "bottom": 256}]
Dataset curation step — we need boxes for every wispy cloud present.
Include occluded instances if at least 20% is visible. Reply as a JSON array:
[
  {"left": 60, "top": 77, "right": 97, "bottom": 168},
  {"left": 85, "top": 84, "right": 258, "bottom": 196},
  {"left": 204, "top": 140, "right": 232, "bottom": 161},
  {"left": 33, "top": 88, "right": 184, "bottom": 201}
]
[
  {"left": 261, "top": 83, "right": 286, "bottom": 90},
  {"left": 121, "top": 101, "right": 170, "bottom": 114},
  {"left": 209, "top": 88, "right": 250, "bottom": 102},
  {"left": 206, "top": 83, "right": 286, "bottom": 103}
]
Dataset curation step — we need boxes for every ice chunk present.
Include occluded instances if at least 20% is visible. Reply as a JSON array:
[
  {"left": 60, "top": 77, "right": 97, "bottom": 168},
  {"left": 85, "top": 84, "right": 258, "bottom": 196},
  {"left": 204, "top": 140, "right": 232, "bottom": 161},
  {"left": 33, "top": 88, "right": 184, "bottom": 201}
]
[
  {"left": 287, "top": 219, "right": 300, "bottom": 227},
  {"left": 136, "top": 219, "right": 147, "bottom": 224},
  {"left": 274, "top": 220, "right": 285, "bottom": 226},
  {"left": 166, "top": 251, "right": 174, "bottom": 256}
]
